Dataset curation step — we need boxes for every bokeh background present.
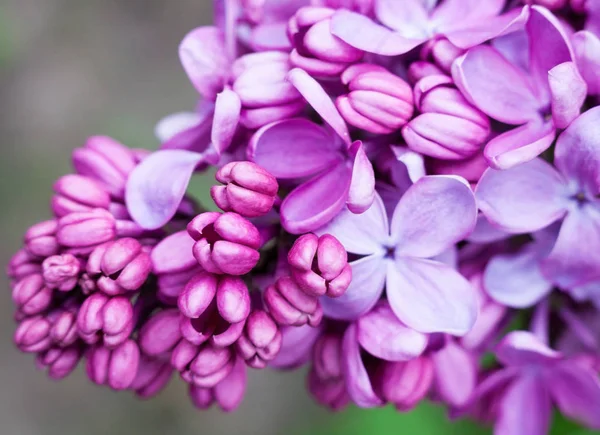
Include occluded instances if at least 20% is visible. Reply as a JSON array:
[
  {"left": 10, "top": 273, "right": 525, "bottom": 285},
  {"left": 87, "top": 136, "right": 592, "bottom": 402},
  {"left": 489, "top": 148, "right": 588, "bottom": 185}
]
[{"left": 0, "top": 1, "right": 594, "bottom": 434}]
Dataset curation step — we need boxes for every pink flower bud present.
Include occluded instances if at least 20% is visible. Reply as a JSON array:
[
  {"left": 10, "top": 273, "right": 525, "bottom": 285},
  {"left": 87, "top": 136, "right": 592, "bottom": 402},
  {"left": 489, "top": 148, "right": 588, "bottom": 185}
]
[
  {"left": 25, "top": 220, "right": 59, "bottom": 258},
  {"left": 403, "top": 73, "right": 490, "bottom": 160},
  {"left": 36, "top": 345, "right": 82, "bottom": 380},
  {"left": 86, "top": 340, "right": 140, "bottom": 390},
  {"left": 288, "top": 7, "right": 364, "bottom": 76},
  {"left": 407, "top": 61, "right": 445, "bottom": 84},
  {"left": 131, "top": 355, "right": 173, "bottom": 399},
  {"left": 264, "top": 276, "right": 323, "bottom": 327},
  {"left": 12, "top": 274, "right": 52, "bottom": 316},
  {"left": 42, "top": 254, "right": 81, "bottom": 291},
  {"left": 172, "top": 340, "right": 236, "bottom": 388},
  {"left": 308, "top": 334, "right": 349, "bottom": 411},
  {"left": 420, "top": 38, "right": 465, "bottom": 73},
  {"left": 336, "top": 64, "right": 414, "bottom": 134},
  {"left": 7, "top": 249, "right": 42, "bottom": 284},
  {"left": 188, "top": 212, "right": 261, "bottom": 275},
  {"left": 77, "top": 293, "right": 134, "bottom": 348},
  {"left": 56, "top": 209, "right": 116, "bottom": 250},
  {"left": 14, "top": 315, "right": 52, "bottom": 353},
  {"left": 288, "top": 233, "right": 352, "bottom": 298},
  {"left": 211, "top": 161, "right": 279, "bottom": 218},
  {"left": 138, "top": 309, "right": 182, "bottom": 357},
  {"left": 235, "top": 310, "right": 282, "bottom": 369},
  {"left": 188, "top": 357, "right": 247, "bottom": 412},
  {"left": 376, "top": 357, "right": 434, "bottom": 411},
  {"left": 52, "top": 174, "right": 111, "bottom": 217}
]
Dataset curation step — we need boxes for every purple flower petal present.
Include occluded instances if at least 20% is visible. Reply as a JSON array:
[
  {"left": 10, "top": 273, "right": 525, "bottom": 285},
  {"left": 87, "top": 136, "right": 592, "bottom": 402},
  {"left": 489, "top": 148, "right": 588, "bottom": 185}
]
[
  {"left": 452, "top": 45, "right": 541, "bottom": 125},
  {"left": 541, "top": 205, "right": 600, "bottom": 288},
  {"left": 431, "top": 0, "right": 504, "bottom": 32},
  {"left": 374, "top": 0, "right": 429, "bottom": 36},
  {"left": 573, "top": 31, "right": 600, "bottom": 96},
  {"left": 280, "top": 162, "right": 352, "bottom": 234},
  {"left": 316, "top": 193, "right": 389, "bottom": 256},
  {"left": 249, "top": 118, "right": 343, "bottom": 179},
  {"left": 342, "top": 324, "right": 384, "bottom": 408},
  {"left": 492, "top": 29, "right": 529, "bottom": 72},
  {"left": 467, "top": 214, "right": 511, "bottom": 243},
  {"left": 496, "top": 331, "right": 561, "bottom": 367},
  {"left": 321, "top": 255, "right": 386, "bottom": 321},
  {"left": 431, "top": 340, "right": 477, "bottom": 408},
  {"left": 357, "top": 301, "right": 427, "bottom": 362},
  {"left": 496, "top": 374, "right": 552, "bottom": 435},
  {"left": 287, "top": 68, "right": 350, "bottom": 145},
  {"left": 554, "top": 106, "right": 600, "bottom": 196},
  {"left": 387, "top": 257, "right": 478, "bottom": 336},
  {"left": 330, "top": 10, "right": 426, "bottom": 56},
  {"left": 270, "top": 324, "right": 322, "bottom": 369},
  {"left": 347, "top": 141, "right": 375, "bottom": 214},
  {"left": 391, "top": 176, "right": 477, "bottom": 259},
  {"left": 548, "top": 62, "right": 586, "bottom": 129},
  {"left": 125, "top": 150, "right": 204, "bottom": 230},
  {"left": 549, "top": 362, "right": 600, "bottom": 428},
  {"left": 179, "top": 27, "right": 229, "bottom": 99},
  {"left": 483, "top": 119, "right": 556, "bottom": 170},
  {"left": 211, "top": 88, "right": 241, "bottom": 155},
  {"left": 484, "top": 239, "right": 554, "bottom": 308},
  {"left": 249, "top": 22, "right": 292, "bottom": 52},
  {"left": 475, "top": 158, "right": 568, "bottom": 233}
]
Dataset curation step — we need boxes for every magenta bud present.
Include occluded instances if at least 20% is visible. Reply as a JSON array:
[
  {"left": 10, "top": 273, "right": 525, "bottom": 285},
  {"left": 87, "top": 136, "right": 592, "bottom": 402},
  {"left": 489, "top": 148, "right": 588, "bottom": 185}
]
[
  {"left": 77, "top": 293, "right": 134, "bottom": 348},
  {"left": 264, "top": 276, "right": 323, "bottom": 327},
  {"left": 188, "top": 212, "right": 261, "bottom": 275},
  {"left": 420, "top": 38, "right": 465, "bottom": 73},
  {"left": 151, "top": 230, "right": 197, "bottom": 275},
  {"left": 217, "top": 276, "right": 251, "bottom": 324},
  {"left": 36, "top": 345, "right": 82, "bottom": 380},
  {"left": 42, "top": 254, "right": 81, "bottom": 291},
  {"left": 235, "top": 310, "right": 282, "bottom": 369},
  {"left": 56, "top": 209, "right": 116, "bottom": 249},
  {"left": 8, "top": 249, "right": 42, "bottom": 283},
  {"left": 288, "top": 233, "right": 352, "bottom": 298},
  {"left": 172, "top": 340, "right": 235, "bottom": 388},
  {"left": 308, "top": 366, "right": 350, "bottom": 411},
  {"left": 178, "top": 272, "right": 218, "bottom": 319},
  {"left": 52, "top": 174, "right": 111, "bottom": 217},
  {"left": 138, "top": 309, "right": 182, "bottom": 357},
  {"left": 407, "top": 61, "right": 445, "bottom": 84},
  {"left": 131, "top": 355, "right": 173, "bottom": 399},
  {"left": 180, "top": 307, "right": 246, "bottom": 348},
  {"left": 403, "top": 73, "right": 490, "bottom": 160},
  {"left": 336, "top": 64, "right": 414, "bottom": 134},
  {"left": 12, "top": 274, "right": 52, "bottom": 316},
  {"left": 50, "top": 309, "right": 79, "bottom": 347},
  {"left": 376, "top": 357, "right": 434, "bottom": 411},
  {"left": 211, "top": 161, "right": 279, "bottom": 218},
  {"left": 25, "top": 220, "right": 59, "bottom": 258},
  {"left": 86, "top": 340, "right": 140, "bottom": 390},
  {"left": 188, "top": 357, "right": 247, "bottom": 412},
  {"left": 14, "top": 315, "right": 51, "bottom": 353},
  {"left": 308, "top": 332, "right": 348, "bottom": 410},
  {"left": 72, "top": 136, "right": 137, "bottom": 199},
  {"left": 289, "top": 7, "right": 364, "bottom": 76}
]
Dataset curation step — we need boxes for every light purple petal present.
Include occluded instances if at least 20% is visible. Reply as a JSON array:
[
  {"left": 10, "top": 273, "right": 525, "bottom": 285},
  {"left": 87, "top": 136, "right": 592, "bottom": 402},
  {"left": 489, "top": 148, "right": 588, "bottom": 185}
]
[
  {"left": 483, "top": 239, "right": 554, "bottom": 308},
  {"left": 431, "top": 0, "right": 504, "bottom": 32},
  {"left": 158, "top": 103, "right": 215, "bottom": 153},
  {"left": 483, "top": 119, "right": 556, "bottom": 170},
  {"left": 179, "top": 27, "right": 229, "bottom": 99},
  {"left": 548, "top": 62, "right": 586, "bottom": 129},
  {"left": 431, "top": 340, "right": 477, "bottom": 408},
  {"left": 316, "top": 193, "right": 389, "bottom": 256},
  {"left": 573, "top": 31, "right": 600, "bottom": 95},
  {"left": 270, "top": 324, "right": 322, "bottom": 369},
  {"left": 347, "top": 141, "right": 375, "bottom": 214},
  {"left": 374, "top": 0, "right": 429, "bottom": 37},
  {"left": 467, "top": 214, "right": 511, "bottom": 243},
  {"left": 495, "top": 331, "right": 561, "bottom": 367},
  {"left": 342, "top": 324, "right": 384, "bottom": 408},
  {"left": 492, "top": 30, "right": 529, "bottom": 72},
  {"left": 281, "top": 162, "right": 352, "bottom": 234},
  {"left": 475, "top": 158, "right": 568, "bottom": 233},
  {"left": 249, "top": 22, "right": 292, "bottom": 52},
  {"left": 391, "top": 176, "right": 477, "bottom": 258},
  {"left": 554, "top": 106, "right": 600, "bottom": 196},
  {"left": 452, "top": 45, "right": 541, "bottom": 125},
  {"left": 248, "top": 118, "right": 343, "bottom": 179},
  {"left": 125, "top": 150, "right": 204, "bottom": 230},
  {"left": 330, "top": 10, "right": 426, "bottom": 56},
  {"left": 287, "top": 68, "right": 350, "bottom": 145},
  {"left": 496, "top": 374, "right": 552, "bottom": 435},
  {"left": 357, "top": 301, "right": 427, "bottom": 362},
  {"left": 156, "top": 111, "right": 209, "bottom": 144},
  {"left": 211, "top": 88, "right": 241, "bottom": 155},
  {"left": 541, "top": 205, "right": 600, "bottom": 288},
  {"left": 387, "top": 257, "right": 478, "bottom": 336},
  {"left": 549, "top": 362, "right": 600, "bottom": 428},
  {"left": 321, "top": 255, "right": 386, "bottom": 321}
]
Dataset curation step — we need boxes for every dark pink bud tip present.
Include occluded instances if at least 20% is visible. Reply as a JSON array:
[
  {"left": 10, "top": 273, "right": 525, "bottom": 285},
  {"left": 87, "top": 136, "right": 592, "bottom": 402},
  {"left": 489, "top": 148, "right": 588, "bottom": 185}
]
[
  {"left": 42, "top": 254, "right": 81, "bottom": 292},
  {"left": 235, "top": 310, "right": 282, "bottom": 369}
]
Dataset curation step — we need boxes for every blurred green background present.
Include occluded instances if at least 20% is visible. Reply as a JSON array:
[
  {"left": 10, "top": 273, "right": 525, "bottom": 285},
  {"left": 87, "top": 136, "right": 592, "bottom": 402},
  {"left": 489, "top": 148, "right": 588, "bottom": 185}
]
[{"left": 0, "top": 1, "right": 595, "bottom": 434}]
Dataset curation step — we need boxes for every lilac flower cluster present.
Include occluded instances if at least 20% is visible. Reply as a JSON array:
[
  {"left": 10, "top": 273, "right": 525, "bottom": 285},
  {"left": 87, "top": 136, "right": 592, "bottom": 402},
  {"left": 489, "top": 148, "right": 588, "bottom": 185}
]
[{"left": 8, "top": 0, "right": 600, "bottom": 433}]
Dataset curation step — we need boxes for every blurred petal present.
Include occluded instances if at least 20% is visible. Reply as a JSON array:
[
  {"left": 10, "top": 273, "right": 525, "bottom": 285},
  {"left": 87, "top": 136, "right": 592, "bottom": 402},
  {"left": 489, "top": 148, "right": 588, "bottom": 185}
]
[
  {"left": 126, "top": 150, "right": 204, "bottom": 230},
  {"left": 387, "top": 257, "right": 478, "bottom": 336},
  {"left": 432, "top": 0, "right": 504, "bottom": 31},
  {"left": 391, "top": 176, "right": 477, "bottom": 258},
  {"left": 250, "top": 22, "right": 292, "bottom": 52},
  {"left": 548, "top": 62, "right": 586, "bottom": 129},
  {"left": 281, "top": 162, "right": 352, "bottom": 234},
  {"left": 330, "top": 10, "right": 426, "bottom": 56},
  {"left": 432, "top": 340, "right": 477, "bottom": 408},
  {"left": 155, "top": 109, "right": 212, "bottom": 151},
  {"left": 550, "top": 363, "right": 600, "bottom": 428},
  {"left": 475, "top": 158, "right": 568, "bottom": 233},
  {"left": 316, "top": 193, "right": 389, "bottom": 256},
  {"left": 496, "top": 331, "right": 561, "bottom": 367},
  {"left": 573, "top": 31, "right": 600, "bottom": 95},
  {"left": 211, "top": 88, "right": 241, "bottom": 154},
  {"left": 287, "top": 68, "right": 350, "bottom": 145},
  {"left": 347, "top": 142, "right": 375, "bottom": 214},
  {"left": 452, "top": 45, "right": 541, "bottom": 125},
  {"left": 374, "top": 0, "right": 429, "bottom": 37},
  {"left": 249, "top": 119, "right": 342, "bottom": 179},
  {"left": 484, "top": 119, "right": 556, "bottom": 170},
  {"left": 467, "top": 214, "right": 510, "bottom": 243},
  {"left": 357, "top": 301, "right": 427, "bottom": 362},
  {"left": 321, "top": 255, "right": 386, "bottom": 320},
  {"left": 270, "top": 324, "right": 322, "bottom": 369},
  {"left": 214, "top": 358, "right": 247, "bottom": 412},
  {"left": 342, "top": 324, "right": 384, "bottom": 408}
]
